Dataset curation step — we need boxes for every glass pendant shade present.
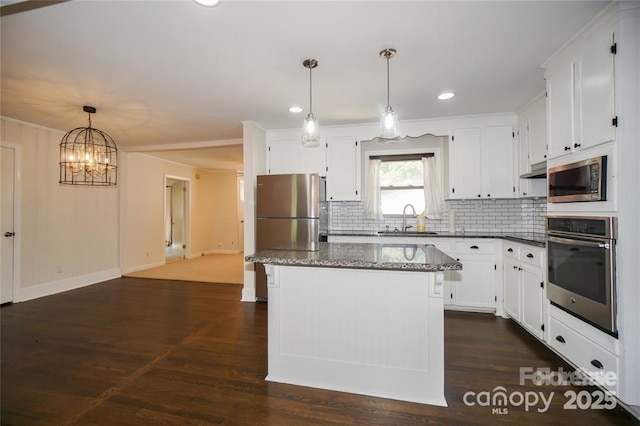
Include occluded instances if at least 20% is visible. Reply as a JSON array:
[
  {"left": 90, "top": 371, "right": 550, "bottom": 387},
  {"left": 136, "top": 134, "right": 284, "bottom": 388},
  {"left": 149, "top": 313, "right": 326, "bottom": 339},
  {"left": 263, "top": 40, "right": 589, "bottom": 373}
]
[
  {"left": 302, "top": 113, "right": 320, "bottom": 147},
  {"left": 380, "top": 105, "right": 399, "bottom": 139}
]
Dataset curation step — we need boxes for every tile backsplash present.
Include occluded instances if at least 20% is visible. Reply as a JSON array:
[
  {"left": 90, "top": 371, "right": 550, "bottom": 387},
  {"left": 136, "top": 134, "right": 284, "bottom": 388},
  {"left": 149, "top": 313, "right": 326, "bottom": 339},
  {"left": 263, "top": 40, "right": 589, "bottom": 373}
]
[{"left": 328, "top": 198, "right": 547, "bottom": 235}]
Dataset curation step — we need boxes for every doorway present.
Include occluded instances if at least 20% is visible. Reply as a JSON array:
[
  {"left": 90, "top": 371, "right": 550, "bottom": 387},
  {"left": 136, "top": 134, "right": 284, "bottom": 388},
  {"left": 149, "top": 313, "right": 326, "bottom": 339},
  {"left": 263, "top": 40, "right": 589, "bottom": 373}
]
[
  {"left": 164, "top": 176, "right": 190, "bottom": 262},
  {"left": 1, "top": 143, "right": 20, "bottom": 304}
]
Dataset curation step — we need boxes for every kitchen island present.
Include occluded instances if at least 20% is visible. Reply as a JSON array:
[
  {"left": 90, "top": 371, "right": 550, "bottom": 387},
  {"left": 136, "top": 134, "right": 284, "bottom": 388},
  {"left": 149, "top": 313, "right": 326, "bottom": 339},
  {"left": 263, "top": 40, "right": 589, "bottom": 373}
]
[{"left": 245, "top": 242, "right": 461, "bottom": 406}]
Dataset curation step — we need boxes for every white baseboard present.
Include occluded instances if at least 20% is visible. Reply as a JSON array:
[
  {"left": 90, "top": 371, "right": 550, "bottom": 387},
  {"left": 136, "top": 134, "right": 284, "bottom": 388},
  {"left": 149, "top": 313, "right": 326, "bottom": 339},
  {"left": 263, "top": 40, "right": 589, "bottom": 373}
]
[
  {"left": 19, "top": 268, "right": 122, "bottom": 302},
  {"left": 125, "top": 261, "right": 164, "bottom": 274},
  {"left": 241, "top": 286, "right": 256, "bottom": 302}
]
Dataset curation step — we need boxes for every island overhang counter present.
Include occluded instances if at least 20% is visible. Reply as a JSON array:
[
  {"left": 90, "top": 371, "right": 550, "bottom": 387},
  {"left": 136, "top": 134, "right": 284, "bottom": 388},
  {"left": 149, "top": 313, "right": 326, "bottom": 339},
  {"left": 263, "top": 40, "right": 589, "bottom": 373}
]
[{"left": 245, "top": 242, "right": 462, "bottom": 406}]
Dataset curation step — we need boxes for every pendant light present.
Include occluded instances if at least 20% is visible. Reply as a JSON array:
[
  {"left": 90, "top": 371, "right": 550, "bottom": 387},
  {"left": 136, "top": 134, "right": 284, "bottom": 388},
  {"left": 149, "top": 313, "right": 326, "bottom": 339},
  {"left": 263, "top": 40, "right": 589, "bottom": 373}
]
[
  {"left": 302, "top": 58, "right": 320, "bottom": 147},
  {"left": 59, "top": 106, "right": 118, "bottom": 186},
  {"left": 379, "top": 48, "right": 399, "bottom": 139}
]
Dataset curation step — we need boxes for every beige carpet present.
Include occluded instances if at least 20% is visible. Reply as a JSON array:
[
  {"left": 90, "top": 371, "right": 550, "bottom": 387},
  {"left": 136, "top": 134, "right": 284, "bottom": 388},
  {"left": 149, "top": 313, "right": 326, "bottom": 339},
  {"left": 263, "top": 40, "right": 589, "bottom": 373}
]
[{"left": 126, "top": 253, "right": 244, "bottom": 284}]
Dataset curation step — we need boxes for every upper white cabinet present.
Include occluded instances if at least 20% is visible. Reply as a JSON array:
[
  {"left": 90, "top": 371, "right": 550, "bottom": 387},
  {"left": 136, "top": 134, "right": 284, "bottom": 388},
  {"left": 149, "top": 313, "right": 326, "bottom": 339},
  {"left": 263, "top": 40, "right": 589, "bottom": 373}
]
[
  {"left": 267, "top": 139, "right": 326, "bottom": 176},
  {"left": 449, "top": 125, "right": 515, "bottom": 199},
  {"left": 326, "top": 136, "right": 361, "bottom": 201},
  {"left": 449, "top": 128, "right": 481, "bottom": 199},
  {"left": 516, "top": 96, "right": 547, "bottom": 198},
  {"left": 546, "top": 30, "right": 616, "bottom": 160}
]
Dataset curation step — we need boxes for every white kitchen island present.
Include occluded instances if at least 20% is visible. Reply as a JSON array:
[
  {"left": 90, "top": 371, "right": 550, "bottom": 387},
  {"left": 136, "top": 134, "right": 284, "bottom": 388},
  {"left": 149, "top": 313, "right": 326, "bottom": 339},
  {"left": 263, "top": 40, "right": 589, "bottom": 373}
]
[{"left": 246, "top": 242, "right": 461, "bottom": 406}]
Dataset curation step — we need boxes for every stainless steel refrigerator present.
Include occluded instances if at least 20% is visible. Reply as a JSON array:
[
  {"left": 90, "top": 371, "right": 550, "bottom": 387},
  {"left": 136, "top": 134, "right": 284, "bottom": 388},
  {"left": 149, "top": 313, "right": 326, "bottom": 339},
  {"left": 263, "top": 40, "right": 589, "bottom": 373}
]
[{"left": 255, "top": 173, "right": 326, "bottom": 300}]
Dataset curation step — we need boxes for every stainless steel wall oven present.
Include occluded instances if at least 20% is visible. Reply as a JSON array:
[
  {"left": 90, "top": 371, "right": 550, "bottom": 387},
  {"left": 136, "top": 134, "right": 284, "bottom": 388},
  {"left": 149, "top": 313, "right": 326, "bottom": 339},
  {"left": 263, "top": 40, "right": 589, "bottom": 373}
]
[{"left": 547, "top": 216, "right": 617, "bottom": 336}]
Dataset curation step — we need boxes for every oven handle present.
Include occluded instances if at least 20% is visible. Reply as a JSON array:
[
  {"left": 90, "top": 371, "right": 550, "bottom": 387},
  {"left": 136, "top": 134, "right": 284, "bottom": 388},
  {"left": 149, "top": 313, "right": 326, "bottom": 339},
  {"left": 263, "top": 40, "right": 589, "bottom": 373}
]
[{"left": 547, "top": 235, "right": 611, "bottom": 249}]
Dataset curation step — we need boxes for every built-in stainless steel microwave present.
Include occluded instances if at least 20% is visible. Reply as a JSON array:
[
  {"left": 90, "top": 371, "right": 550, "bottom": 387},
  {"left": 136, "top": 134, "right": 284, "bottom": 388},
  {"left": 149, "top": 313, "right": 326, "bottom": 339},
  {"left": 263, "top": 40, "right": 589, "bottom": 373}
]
[{"left": 548, "top": 156, "right": 607, "bottom": 203}]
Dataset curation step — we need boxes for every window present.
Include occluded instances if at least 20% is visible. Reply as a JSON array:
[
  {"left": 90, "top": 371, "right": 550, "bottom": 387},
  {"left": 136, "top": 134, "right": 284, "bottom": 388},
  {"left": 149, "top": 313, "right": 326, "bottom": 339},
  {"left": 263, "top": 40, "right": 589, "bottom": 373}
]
[{"left": 373, "top": 153, "right": 433, "bottom": 215}]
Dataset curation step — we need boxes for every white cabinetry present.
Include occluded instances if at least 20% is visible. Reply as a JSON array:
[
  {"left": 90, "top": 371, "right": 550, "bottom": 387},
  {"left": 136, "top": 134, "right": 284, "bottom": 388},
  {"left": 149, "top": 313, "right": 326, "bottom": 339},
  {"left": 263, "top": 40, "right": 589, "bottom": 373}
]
[
  {"left": 267, "top": 139, "right": 326, "bottom": 176},
  {"left": 450, "top": 126, "right": 515, "bottom": 199},
  {"left": 546, "top": 30, "right": 616, "bottom": 160},
  {"left": 549, "top": 306, "right": 619, "bottom": 395},
  {"left": 326, "top": 136, "right": 360, "bottom": 201},
  {"left": 516, "top": 96, "right": 547, "bottom": 198},
  {"left": 502, "top": 241, "right": 546, "bottom": 340},
  {"left": 447, "top": 240, "right": 497, "bottom": 312},
  {"left": 328, "top": 235, "right": 498, "bottom": 314}
]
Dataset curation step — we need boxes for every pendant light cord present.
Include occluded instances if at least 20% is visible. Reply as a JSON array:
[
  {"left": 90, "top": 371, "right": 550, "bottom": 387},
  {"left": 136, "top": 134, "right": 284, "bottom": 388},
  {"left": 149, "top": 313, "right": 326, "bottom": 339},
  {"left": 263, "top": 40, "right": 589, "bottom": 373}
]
[
  {"left": 309, "top": 65, "right": 313, "bottom": 114},
  {"left": 386, "top": 55, "right": 390, "bottom": 108}
]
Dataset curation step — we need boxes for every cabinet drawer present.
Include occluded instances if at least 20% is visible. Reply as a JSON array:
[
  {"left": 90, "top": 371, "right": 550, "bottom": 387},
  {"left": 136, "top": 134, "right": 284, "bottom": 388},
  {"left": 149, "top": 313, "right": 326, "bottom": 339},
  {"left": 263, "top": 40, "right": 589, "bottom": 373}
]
[
  {"left": 503, "top": 243, "right": 520, "bottom": 260},
  {"left": 455, "top": 241, "right": 495, "bottom": 255},
  {"left": 549, "top": 317, "right": 618, "bottom": 393},
  {"left": 520, "top": 247, "right": 545, "bottom": 268}
]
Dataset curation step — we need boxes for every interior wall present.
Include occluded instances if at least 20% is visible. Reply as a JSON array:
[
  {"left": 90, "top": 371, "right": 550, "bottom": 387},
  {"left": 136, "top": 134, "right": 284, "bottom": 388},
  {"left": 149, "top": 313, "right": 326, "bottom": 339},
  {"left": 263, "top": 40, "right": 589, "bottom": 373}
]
[
  {"left": 121, "top": 153, "right": 216, "bottom": 272},
  {"left": 0, "top": 117, "right": 120, "bottom": 301},
  {"left": 211, "top": 170, "right": 240, "bottom": 253},
  {"left": 190, "top": 170, "right": 216, "bottom": 256}
]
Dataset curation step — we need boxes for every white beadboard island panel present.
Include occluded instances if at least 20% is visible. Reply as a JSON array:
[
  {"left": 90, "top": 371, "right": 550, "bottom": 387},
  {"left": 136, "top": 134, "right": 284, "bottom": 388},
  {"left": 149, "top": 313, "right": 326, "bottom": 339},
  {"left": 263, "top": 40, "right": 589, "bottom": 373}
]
[{"left": 264, "top": 264, "right": 447, "bottom": 406}]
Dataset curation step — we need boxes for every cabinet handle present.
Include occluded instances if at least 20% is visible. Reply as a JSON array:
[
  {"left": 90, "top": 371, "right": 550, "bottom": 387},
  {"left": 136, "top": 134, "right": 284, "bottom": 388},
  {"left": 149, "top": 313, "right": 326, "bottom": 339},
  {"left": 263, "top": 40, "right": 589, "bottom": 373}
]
[
  {"left": 487, "top": 194, "right": 491, "bottom": 197},
  {"left": 591, "top": 359, "right": 604, "bottom": 369},
  {"left": 513, "top": 265, "right": 518, "bottom": 270},
  {"left": 574, "top": 143, "right": 581, "bottom": 148},
  {"left": 526, "top": 253, "right": 534, "bottom": 259},
  {"left": 507, "top": 248, "right": 513, "bottom": 253},
  {"left": 470, "top": 245, "right": 479, "bottom": 249},
  {"left": 523, "top": 192, "right": 527, "bottom": 196},
  {"left": 564, "top": 146, "right": 571, "bottom": 151},
  {"left": 555, "top": 335, "right": 566, "bottom": 343},
  {"left": 477, "top": 194, "right": 481, "bottom": 198}
]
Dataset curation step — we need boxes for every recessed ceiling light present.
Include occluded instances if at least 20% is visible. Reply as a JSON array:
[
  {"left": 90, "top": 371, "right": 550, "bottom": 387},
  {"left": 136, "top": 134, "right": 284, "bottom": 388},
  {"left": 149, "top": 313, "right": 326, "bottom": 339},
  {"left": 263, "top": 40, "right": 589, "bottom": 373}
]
[
  {"left": 438, "top": 92, "right": 455, "bottom": 100},
  {"left": 193, "top": 0, "right": 221, "bottom": 7},
  {"left": 288, "top": 106, "right": 303, "bottom": 113}
]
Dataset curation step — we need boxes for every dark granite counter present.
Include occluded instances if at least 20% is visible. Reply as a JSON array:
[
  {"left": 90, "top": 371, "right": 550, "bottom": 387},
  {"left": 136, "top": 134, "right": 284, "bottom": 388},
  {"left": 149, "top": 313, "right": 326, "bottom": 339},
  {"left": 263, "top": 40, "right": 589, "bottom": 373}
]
[
  {"left": 245, "top": 242, "right": 462, "bottom": 272},
  {"left": 326, "top": 231, "right": 546, "bottom": 247}
]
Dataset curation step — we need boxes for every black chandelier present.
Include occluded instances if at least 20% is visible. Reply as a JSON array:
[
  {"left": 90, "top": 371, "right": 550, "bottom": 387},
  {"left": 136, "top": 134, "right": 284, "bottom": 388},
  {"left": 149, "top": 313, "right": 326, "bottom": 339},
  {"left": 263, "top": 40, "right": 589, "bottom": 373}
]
[{"left": 59, "top": 106, "right": 118, "bottom": 186}]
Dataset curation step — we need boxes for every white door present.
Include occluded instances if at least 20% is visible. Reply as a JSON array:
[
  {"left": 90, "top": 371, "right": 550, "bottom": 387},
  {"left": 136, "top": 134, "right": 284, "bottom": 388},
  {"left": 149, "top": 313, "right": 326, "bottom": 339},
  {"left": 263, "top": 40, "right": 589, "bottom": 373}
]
[
  {"left": 1, "top": 146, "right": 15, "bottom": 303},
  {"left": 503, "top": 259, "right": 522, "bottom": 321}
]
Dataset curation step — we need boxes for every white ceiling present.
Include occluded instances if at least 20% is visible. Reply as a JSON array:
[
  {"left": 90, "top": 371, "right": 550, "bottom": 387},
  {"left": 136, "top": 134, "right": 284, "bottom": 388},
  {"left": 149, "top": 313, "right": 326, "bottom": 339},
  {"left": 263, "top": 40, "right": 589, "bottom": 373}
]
[{"left": 1, "top": 0, "right": 610, "bottom": 170}]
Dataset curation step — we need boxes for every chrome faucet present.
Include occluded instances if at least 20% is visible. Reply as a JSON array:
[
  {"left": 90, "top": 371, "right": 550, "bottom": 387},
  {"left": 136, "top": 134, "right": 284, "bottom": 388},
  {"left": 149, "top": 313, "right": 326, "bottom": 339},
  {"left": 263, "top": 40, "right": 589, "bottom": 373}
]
[{"left": 402, "top": 203, "right": 417, "bottom": 233}]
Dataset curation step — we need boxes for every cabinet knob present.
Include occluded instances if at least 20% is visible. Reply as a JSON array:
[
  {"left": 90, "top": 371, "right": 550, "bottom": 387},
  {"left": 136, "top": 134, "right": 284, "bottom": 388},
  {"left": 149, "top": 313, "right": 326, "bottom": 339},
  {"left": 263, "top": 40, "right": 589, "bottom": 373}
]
[
  {"left": 591, "top": 359, "right": 604, "bottom": 369},
  {"left": 523, "top": 192, "right": 527, "bottom": 196},
  {"left": 564, "top": 146, "right": 571, "bottom": 151},
  {"left": 477, "top": 194, "right": 481, "bottom": 198},
  {"left": 487, "top": 194, "right": 491, "bottom": 197},
  {"left": 555, "top": 335, "right": 566, "bottom": 343},
  {"left": 574, "top": 143, "right": 581, "bottom": 148}
]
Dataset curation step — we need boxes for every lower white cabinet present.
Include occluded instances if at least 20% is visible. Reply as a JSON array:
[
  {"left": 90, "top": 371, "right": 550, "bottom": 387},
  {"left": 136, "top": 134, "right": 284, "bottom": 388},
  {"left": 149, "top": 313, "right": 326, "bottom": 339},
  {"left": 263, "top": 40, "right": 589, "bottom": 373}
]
[
  {"left": 521, "top": 264, "right": 545, "bottom": 339},
  {"left": 445, "top": 240, "right": 498, "bottom": 312},
  {"left": 502, "top": 241, "right": 546, "bottom": 340},
  {"left": 548, "top": 307, "right": 619, "bottom": 395},
  {"left": 328, "top": 235, "right": 499, "bottom": 313}
]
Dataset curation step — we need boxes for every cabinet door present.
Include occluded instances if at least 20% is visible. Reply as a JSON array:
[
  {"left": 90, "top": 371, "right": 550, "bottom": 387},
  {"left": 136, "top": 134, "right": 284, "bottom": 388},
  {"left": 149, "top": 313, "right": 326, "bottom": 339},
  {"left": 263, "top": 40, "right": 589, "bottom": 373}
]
[
  {"left": 521, "top": 265, "right": 545, "bottom": 339},
  {"left": 528, "top": 96, "right": 547, "bottom": 165},
  {"left": 482, "top": 125, "right": 515, "bottom": 199},
  {"left": 267, "top": 141, "right": 298, "bottom": 174},
  {"left": 503, "top": 259, "right": 521, "bottom": 321},
  {"left": 267, "top": 140, "right": 326, "bottom": 176},
  {"left": 450, "top": 128, "right": 482, "bottom": 199},
  {"left": 546, "top": 62, "right": 575, "bottom": 159},
  {"left": 577, "top": 31, "right": 615, "bottom": 150},
  {"left": 451, "top": 256, "right": 495, "bottom": 309},
  {"left": 326, "top": 136, "right": 360, "bottom": 201},
  {"left": 517, "top": 115, "right": 531, "bottom": 176}
]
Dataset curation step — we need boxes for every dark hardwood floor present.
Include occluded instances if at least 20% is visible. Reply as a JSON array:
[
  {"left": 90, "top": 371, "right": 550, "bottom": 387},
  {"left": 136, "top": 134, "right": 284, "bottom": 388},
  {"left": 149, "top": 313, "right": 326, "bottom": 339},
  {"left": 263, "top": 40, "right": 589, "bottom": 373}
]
[{"left": 1, "top": 277, "right": 638, "bottom": 425}]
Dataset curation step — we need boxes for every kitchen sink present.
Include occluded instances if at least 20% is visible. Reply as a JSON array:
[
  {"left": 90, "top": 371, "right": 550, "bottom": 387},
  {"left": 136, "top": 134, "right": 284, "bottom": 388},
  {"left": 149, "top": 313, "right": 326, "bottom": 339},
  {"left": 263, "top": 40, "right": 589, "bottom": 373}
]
[{"left": 377, "top": 231, "right": 438, "bottom": 236}]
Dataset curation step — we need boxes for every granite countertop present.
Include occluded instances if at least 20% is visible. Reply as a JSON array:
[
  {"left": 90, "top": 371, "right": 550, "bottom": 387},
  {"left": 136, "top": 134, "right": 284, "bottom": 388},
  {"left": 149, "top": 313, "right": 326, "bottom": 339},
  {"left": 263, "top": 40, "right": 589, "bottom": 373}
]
[
  {"left": 245, "top": 242, "right": 462, "bottom": 272},
  {"left": 326, "top": 231, "right": 546, "bottom": 247}
]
